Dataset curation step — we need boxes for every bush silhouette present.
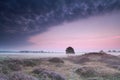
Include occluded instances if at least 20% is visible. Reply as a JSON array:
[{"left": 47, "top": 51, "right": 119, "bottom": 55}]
[{"left": 66, "top": 47, "right": 75, "bottom": 54}]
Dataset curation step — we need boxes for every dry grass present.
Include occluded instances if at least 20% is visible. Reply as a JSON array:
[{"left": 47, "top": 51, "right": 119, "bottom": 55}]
[
  {"left": 0, "top": 52, "right": 120, "bottom": 80},
  {"left": 83, "top": 61, "right": 120, "bottom": 75}
]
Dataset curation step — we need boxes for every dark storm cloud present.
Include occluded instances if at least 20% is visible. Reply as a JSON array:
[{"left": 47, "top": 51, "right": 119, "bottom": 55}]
[{"left": 0, "top": 0, "right": 120, "bottom": 49}]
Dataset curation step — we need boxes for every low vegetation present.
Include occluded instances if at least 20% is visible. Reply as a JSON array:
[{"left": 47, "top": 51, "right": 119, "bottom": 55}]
[
  {"left": 48, "top": 57, "right": 64, "bottom": 63},
  {"left": 9, "top": 72, "right": 39, "bottom": 80},
  {"left": 32, "top": 68, "right": 65, "bottom": 80},
  {"left": 0, "top": 52, "right": 120, "bottom": 80}
]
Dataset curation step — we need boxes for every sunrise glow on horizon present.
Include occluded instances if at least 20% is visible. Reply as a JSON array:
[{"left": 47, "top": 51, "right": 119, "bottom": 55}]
[
  {"left": 0, "top": 0, "right": 120, "bottom": 51},
  {"left": 26, "top": 12, "right": 120, "bottom": 51}
]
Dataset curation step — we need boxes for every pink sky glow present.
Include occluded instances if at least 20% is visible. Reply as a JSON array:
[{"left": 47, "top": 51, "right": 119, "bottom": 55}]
[{"left": 27, "top": 12, "right": 120, "bottom": 51}]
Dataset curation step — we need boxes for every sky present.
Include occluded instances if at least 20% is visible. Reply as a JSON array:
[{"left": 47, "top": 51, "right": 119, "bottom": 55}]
[{"left": 0, "top": 0, "right": 120, "bottom": 51}]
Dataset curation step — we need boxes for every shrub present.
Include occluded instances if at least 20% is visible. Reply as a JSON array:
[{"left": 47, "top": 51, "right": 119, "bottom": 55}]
[
  {"left": 7, "top": 63, "right": 22, "bottom": 71},
  {"left": 66, "top": 47, "right": 75, "bottom": 54},
  {"left": 48, "top": 58, "right": 64, "bottom": 63},
  {"left": 102, "top": 73, "right": 120, "bottom": 80},
  {"left": 0, "top": 74, "right": 9, "bottom": 80},
  {"left": 23, "top": 59, "right": 39, "bottom": 67},
  {"left": 9, "top": 72, "right": 39, "bottom": 80},
  {"left": 75, "top": 67, "right": 98, "bottom": 77},
  {"left": 76, "top": 57, "right": 90, "bottom": 64},
  {"left": 32, "top": 68, "right": 66, "bottom": 80},
  {"left": 0, "top": 60, "right": 22, "bottom": 73},
  {"left": 0, "top": 66, "right": 11, "bottom": 74}
]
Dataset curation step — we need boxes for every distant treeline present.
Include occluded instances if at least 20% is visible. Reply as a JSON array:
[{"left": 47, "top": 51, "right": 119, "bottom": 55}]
[
  {"left": 0, "top": 51, "right": 52, "bottom": 53},
  {"left": 108, "top": 50, "right": 120, "bottom": 53}
]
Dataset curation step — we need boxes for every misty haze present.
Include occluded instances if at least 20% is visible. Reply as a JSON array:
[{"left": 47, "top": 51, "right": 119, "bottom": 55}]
[{"left": 0, "top": 0, "right": 120, "bottom": 80}]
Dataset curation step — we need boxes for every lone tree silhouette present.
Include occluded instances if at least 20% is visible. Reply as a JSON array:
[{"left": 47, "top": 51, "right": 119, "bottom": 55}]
[{"left": 66, "top": 46, "right": 75, "bottom": 54}]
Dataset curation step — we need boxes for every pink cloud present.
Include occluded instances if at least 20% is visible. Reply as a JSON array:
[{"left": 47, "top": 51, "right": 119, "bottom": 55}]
[{"left": 27, "top": 12, "right": 120, "bottom": 51}]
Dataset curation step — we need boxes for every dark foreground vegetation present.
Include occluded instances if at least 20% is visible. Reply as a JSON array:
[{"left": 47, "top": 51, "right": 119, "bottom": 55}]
[{"left": 0, "top": 52, "right": 120, "bottom": 80}]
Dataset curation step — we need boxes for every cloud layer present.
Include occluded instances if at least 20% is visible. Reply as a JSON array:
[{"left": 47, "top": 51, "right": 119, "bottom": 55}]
[{"left": 0, "top": 0, "right": 120, "bottom": 49}]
